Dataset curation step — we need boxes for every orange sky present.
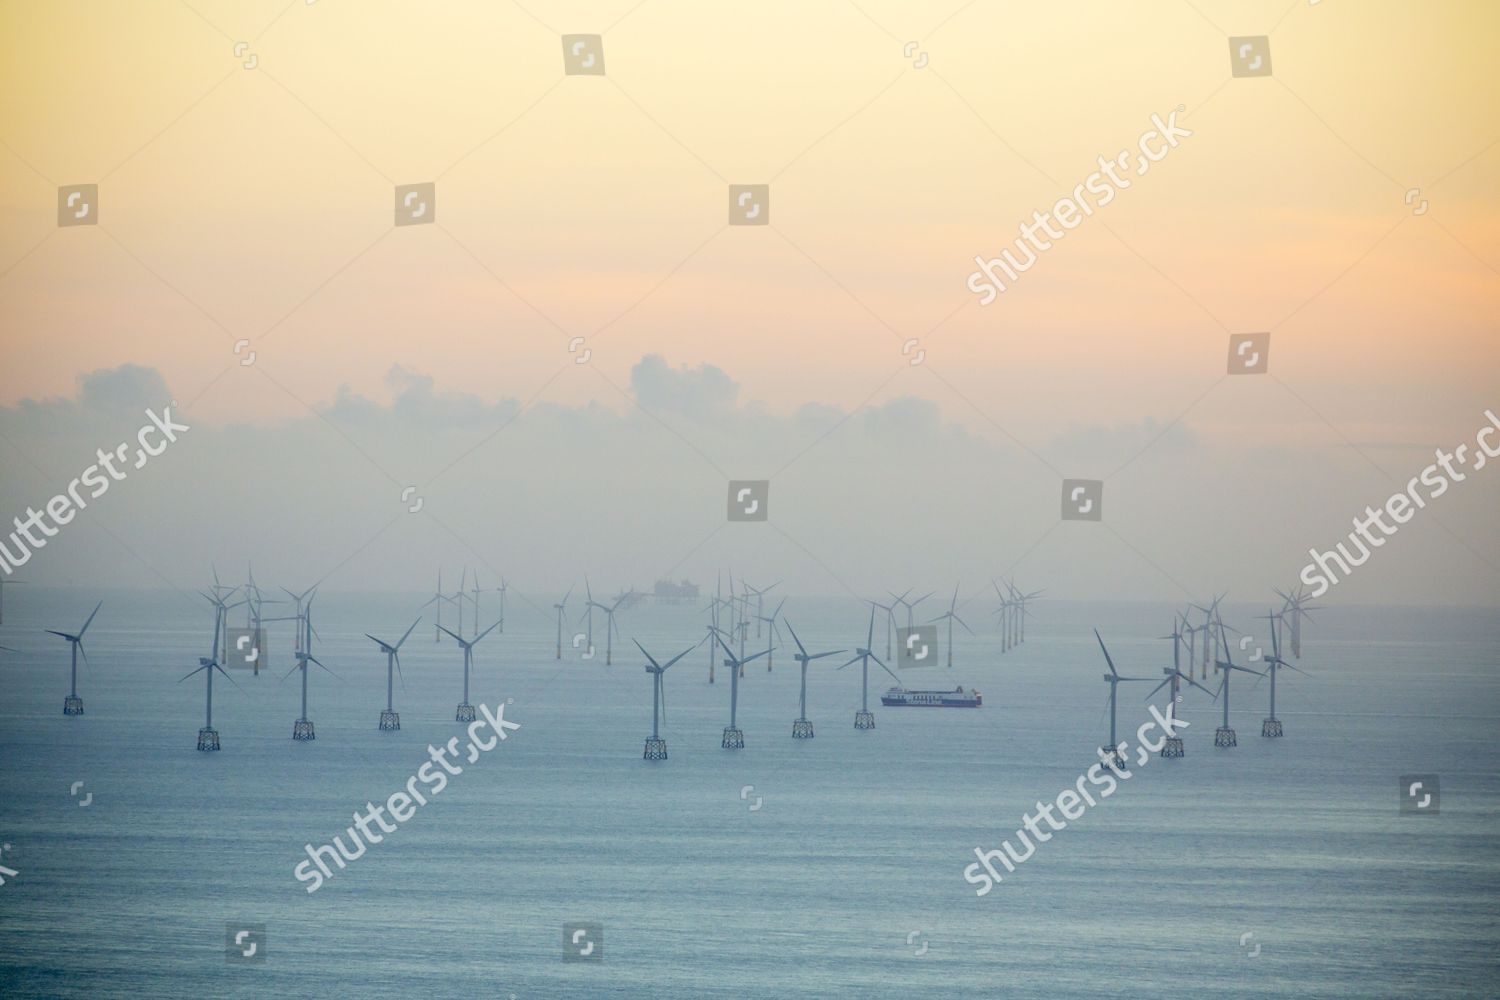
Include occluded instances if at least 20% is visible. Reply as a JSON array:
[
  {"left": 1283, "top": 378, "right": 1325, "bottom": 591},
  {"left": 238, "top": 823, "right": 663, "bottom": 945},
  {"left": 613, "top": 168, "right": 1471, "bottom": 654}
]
[{"left": 0, "top": 1, "right": 1496, "bottom": 602}]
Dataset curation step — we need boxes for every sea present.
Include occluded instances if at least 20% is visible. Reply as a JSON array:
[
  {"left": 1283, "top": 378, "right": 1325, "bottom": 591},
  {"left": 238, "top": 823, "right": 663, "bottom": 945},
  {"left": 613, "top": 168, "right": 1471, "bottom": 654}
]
[{"left": 0, "top": 588, "right": 1496, "bottom": 999}]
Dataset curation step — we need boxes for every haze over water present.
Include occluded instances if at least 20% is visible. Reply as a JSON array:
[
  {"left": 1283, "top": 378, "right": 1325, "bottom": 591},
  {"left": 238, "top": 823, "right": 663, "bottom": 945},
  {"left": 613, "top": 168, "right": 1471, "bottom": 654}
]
[{"left": 1, "top": 588, "right": 1496, "bottom": 998}]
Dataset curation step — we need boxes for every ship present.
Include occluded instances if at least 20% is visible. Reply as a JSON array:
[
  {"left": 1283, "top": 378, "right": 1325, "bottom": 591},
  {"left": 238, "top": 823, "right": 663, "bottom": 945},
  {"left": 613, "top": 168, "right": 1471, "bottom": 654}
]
[{"left": 880, "top": 685, "right": 982, "bottom": 708}]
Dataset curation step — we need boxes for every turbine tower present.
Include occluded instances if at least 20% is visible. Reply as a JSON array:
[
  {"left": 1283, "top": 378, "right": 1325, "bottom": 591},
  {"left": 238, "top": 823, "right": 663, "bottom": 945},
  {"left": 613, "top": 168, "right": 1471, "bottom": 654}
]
[
  {"left": 713, "top": 629, "right": 767, "bottom": 748},
  {"left": 1257, "top": 608, "right": 1310, "bottom": 737},
  {"left": 636, "top": 638, "right": 699, "bottom": 760},
  {"left": 367, "top": 617, "right": 421, "bottom": 730},
  {"left": 438, "top": 619, "right": 501, "bottom": 722},
  {"left": 422, "top": 569, "right": 451, "bottom": 643},
  {"left": 1211, "top": 615, "right": 1265, "bottom": 747},
  {"left": 928, "top": 584, "right": 973, "bottom": 668},
  {"left": 1093, "top": 629, "right": 1155, "bottom": 767},
  {"left": 755, "top": 597, "right": 786, "bottom": 672},
  {"left": 1147, "top": 620, "right": 1213, "bottom": 757},
  {"left": 285, "top": 593, "right": 335, "bottom": 740},
  {"left": 47, "top": 600, "right": 101, "bottom": 716},
  {"left": 553, "top": 585, "right": 573, "bottom": 660},
  {"left": 838, "top": 607, "right": 900, "bottom": 729},
  {"left": 783, "top": 620, "right": 845, "bottom": 739},
  {"left": 1275, "top": 586, "right": 1320, "bottom": 659},
  {"left": 585, "top": 580, "right": 623, "bottom": 664},
  {"left": 867, "top": 598, "right": 896, "bottom": 658},
  {"left": 182, "top": 594, "right": 240, "bottom": 750}
]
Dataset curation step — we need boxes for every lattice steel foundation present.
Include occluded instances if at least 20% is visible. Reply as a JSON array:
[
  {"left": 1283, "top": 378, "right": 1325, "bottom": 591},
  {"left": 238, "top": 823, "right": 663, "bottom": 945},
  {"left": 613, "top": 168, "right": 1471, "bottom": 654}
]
[
  {"left": 1161, "top": 736, "right": 1184, "bottom": 758},
  {"left": 792, "top": 718, "right": 814, "bottom": 739},
  {"left": 1103, "top": 745, "right": 1127, "bottom": 769},
  {"left": 293, "top": 718, "right": 316, "bottom": 741},
  {"left": 379, "top": 710, "right": 401, "bottom": 731},
  {"left": 721, "top": 726, "right": 744, "bottom": 749},
  {"left": 854, "top": 710, "right": 875, "bottom": 729},
  {"left": 1214, "top": 727, "right": 1237, "bottom": 747},
  {"left": 63, "top": 696, "right": 84, "bottom": 716},
  {"left": 1261, "top": 718, "right": 1283, "bottom": 738},
  {"left": 197, "top": 726, "right": 220, "bottom": 752},
  {"left": 644, "top": 737, "right": 667, "bottom": 760},
  {"left": 455, "top": 703, "right": 475, "bottom": 723}
]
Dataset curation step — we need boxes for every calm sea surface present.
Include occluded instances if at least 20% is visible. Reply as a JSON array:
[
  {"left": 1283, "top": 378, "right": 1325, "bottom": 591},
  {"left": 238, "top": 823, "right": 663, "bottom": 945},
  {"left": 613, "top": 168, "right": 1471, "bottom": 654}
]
[{"left": 1, "top": 589, "right": 1496, "bottom": 998}]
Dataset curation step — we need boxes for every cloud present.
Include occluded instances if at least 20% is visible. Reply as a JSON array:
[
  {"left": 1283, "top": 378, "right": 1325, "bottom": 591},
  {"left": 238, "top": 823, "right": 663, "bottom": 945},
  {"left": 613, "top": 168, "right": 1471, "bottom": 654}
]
[{"left": 629, "top": 354, "right": 740, "bottom": 421}]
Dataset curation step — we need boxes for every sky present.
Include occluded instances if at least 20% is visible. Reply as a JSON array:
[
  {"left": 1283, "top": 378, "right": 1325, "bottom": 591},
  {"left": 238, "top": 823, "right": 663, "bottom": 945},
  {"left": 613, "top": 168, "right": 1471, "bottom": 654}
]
[{"left": 0, "top": 0, "right": 1496, "bottom": 605}]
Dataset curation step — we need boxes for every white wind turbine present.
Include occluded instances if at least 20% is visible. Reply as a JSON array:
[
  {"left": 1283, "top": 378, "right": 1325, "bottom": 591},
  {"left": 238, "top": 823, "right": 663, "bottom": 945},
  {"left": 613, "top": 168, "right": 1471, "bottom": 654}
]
[
  {"left": 1093, "top": 629, "right": 1156, "bottom": 767},
  {"left": 554, "top": 584, "right": 573, "bottom": 660},
  {"left": 838, "top": 606, "right": 902, "bottom": 730},
  {"left": 927, "top": 584, "right": 973, "bottom": 669},
  {"left": 713, "top": 628, "right": 768, "bottom": 748},
  {"left": 1210, "top": 613, "right": 1265, "bottom": 748},
  {"left": 368, "top": 617, "right": 421, "bottom": 731},
  {"left": 783, "top": 620, "right": 845, "bottom": 739},
  {"left": 284, "top": 592, "right": 336, "bottom": 741},
  {"left": 438, "top": 618, "right": 501, "bottom": 722},
  {"left": 181, "top": 593, "right": 241, "bottom": 751},
  {"left": 48, "top": 600, "right": 101, "bottom": 716},
  {"left": 1145, "top": 619, "right": 1214, "bottom": 757},
  {"left": 636, "top": 638, "right": 700, "bottom": 760}
]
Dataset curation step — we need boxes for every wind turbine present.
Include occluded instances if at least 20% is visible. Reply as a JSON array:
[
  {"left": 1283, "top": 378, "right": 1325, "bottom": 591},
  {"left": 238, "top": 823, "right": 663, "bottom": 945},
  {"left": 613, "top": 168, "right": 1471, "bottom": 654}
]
[
  {"left": 285, "top": 593, "right": 336, "bottom": 740},
  {"left": 928, "top": 584, "right": 973, "bottom": 668},
  {"left": 1256, "top": 609, "right": 1310, "bottom": 737},
  {"left": 48, "top": 600, "right": 101, "bottom": 716},
  {"left": 1275, "top": 586, "right": 1320, "bottom": 659},
  {"left": 422, "top": 569, "right": 452, "bottom": 643},
  {"left": 992, "top": 581, "right": 1013, "bottom": 652},
  {"left": 838, "top": 606, "right": 901, "bottom": 730},
  {"left": 636, "top": 638, "right": 700, "bottom": 760},
  {"left": 554, "top": 585, "right": 573, "bottom": 660},
  {"left": 181, "top": 594, "right": 240, "bottom": 750},
  {"left": 866, "top": 597, "right": 896, "bottom": 658},
  {"left": 713, "top": 629, "right": 768, "bottom": 748},
  {"left": 581, "top": 576, "right": 597, "bottom": 652},
  {"left": 1012, "top": 583, "right": 1043, "bottom": 644},
  {"left": 368, "top": 617, "right": 421, "bottom": 730},
  {"left": 783, "top": 620, "right": 845, "bottom": 739},
  {"left": 704, "top": 575, "right": 724, "bottom": 684},
  {"left": 1211, "top": 614, "right": 1265, "bottom": 747},
  {"left": 1146, "top": 620, "right": 1214, "bottom": 757},
  {"left": 891, "top": 588, "right": 933, "bottom": 629},
  {"left": 586, "top": 592, "right": 624, "bottom": 666},
  {"left": 755, "top": 597, "right": 786, "bottom": 672},
  {"left": 438, "top": 619, "right": 501, "bottom": 722},
  {"left": 744, "top": 580, "right": 778, "bottom": 639},
  {"left": 1190, "top": 594, "right": 1228, "bottom": 680},
  {"left": 1093, "top": 629, "right": 1156, "bottom": 767}
]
